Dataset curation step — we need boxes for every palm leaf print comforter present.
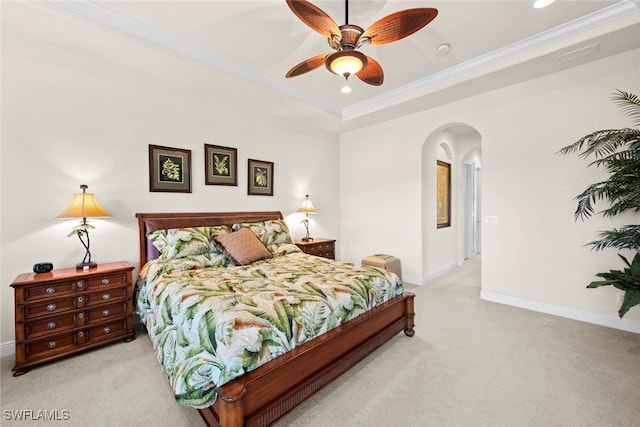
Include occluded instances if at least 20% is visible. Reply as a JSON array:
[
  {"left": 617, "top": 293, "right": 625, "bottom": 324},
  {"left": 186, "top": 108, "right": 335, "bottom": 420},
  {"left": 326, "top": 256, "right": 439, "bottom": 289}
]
[{"left": 135, "top": 251, "right": 403, "bottom": 408}]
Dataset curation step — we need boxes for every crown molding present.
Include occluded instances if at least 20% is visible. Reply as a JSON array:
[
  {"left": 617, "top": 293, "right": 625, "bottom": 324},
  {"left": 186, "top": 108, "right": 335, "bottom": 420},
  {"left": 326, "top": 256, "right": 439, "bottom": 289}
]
[
  {"left": 49, "top": 0, "right": 342, "bottom": 117},
  {"left": 343, "top": 0, "right": 640, "bottom": 121},
  {"left": 50, "top": 0, "right": 639, "bottom": 123}
]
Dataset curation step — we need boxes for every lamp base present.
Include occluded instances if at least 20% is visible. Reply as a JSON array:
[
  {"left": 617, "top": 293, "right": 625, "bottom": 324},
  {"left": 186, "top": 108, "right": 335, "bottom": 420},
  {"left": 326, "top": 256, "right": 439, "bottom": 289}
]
[
  {"left": 76, "top": 261, "right": 97, "bottom": 270},
  {"left": 301, "top": 237, "right": 314, "bottom": 242}
]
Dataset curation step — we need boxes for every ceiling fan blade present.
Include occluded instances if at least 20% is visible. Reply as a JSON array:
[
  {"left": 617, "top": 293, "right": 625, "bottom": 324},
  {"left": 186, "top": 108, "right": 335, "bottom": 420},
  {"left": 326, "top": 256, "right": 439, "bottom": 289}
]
[
  {"left": 360, "top": 8, "right": 438, "bottom": 46},
  {"left": 356, "top": 56, "right": 383, "bottom": 86},
  {"left": 286, "top": 53, "right": 328, "bottom": 78},
  {"left": 286, "top": 0, "right": 341, "bottom": 39}
]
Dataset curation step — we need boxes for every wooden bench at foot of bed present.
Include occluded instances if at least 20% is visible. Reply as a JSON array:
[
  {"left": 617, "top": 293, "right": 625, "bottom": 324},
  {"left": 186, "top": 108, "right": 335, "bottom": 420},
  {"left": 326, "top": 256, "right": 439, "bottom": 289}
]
[{"left": 200, "top": 291, "right": 415, "bottom": 427}]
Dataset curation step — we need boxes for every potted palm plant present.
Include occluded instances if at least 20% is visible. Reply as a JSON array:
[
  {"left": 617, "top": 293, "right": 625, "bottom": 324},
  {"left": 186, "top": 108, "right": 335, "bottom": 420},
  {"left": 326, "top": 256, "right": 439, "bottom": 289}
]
[{"left": 558, "top": 90, "right": 640, "bottom": 318}]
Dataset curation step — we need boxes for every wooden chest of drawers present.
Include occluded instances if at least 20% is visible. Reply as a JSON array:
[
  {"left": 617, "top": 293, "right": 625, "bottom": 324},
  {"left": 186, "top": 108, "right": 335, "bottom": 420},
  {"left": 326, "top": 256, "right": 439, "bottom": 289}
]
[
  {"left": 294, "top": 238, "right": 336, "bottom": 260},
  {"left": 10, "top": 261, "right": 135, "bottom": 376}
]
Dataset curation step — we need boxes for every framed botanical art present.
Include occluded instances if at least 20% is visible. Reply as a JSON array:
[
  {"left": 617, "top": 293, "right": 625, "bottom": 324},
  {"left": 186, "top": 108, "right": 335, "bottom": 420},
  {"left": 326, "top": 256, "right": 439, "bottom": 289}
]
[
  {"left": 247, "top": 159, "right": 274, "bottom": 196},
  {"left": 148, "top": 144, "right": 192, "bottom": 193},
  {"left": 204, "top": 144, "right": 237, "bottom": 186},
  {"left": 437, "top": 160, "right": 451, "bottom": 228}
]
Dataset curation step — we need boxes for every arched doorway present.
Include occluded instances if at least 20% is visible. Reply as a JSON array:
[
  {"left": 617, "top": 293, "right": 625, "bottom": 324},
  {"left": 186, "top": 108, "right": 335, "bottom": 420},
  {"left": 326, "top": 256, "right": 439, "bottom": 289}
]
[{"left": 421, "top": 123, "right": 481, "bottom": 283}]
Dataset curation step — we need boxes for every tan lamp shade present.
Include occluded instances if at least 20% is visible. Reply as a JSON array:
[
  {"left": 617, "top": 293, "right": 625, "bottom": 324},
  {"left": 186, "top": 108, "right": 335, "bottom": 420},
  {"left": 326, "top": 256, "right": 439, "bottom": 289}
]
[
  {"left": 57, "top": 185, "right": 111, "bottom": 219},
  {"left": 296, "top": 195, "right": 317, "bottom": 214}
]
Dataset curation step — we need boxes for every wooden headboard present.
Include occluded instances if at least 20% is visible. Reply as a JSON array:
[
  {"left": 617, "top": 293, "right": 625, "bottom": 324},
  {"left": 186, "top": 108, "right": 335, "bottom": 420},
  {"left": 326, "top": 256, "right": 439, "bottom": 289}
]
[{"left": 135, "top": 211, "right": 284, "bottom": 270}]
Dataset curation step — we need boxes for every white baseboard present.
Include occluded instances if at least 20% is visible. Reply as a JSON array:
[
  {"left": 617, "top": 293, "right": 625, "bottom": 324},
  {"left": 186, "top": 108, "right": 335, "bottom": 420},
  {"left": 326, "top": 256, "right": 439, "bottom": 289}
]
[
  {"left": 423, "top": 262, "right": 459, "bottom": 285},
  {"left": 402, "top": 275, "right": 422, "bottom": 286},
  {"left": 1, "top": 340, "right": 15, "bottom": 358},
  {"left": 481, "top": 290, "right": 640, "bottom": 334}
]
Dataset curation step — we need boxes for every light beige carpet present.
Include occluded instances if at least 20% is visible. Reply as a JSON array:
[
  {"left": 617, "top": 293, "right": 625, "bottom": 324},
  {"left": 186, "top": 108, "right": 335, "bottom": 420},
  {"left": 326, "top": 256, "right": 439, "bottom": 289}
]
[{"left": 2, "top": 256, "right": 639, "bottom": 426}]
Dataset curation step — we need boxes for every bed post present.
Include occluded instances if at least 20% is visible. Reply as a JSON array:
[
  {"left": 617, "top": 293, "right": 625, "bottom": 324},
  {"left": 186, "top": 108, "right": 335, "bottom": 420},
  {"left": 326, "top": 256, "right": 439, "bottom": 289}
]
[
  {"left": 403, "top": 292, "right": 416, "bottom": 337},
  {"left": 217, "top": 380, "right": 247, "bottom": 427}
]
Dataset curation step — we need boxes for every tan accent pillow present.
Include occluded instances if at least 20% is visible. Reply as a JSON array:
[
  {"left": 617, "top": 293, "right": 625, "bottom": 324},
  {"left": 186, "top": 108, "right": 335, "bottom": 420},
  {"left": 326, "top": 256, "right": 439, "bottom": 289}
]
[{"left": 214, "top": 228, "right": 272, "bottom": 266}]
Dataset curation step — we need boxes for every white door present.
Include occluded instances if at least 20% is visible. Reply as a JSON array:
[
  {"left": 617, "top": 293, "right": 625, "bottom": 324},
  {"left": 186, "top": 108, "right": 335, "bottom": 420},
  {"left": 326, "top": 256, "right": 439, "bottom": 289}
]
[{"left": 464, "top": 163, "right": 481, "bottom": 258}]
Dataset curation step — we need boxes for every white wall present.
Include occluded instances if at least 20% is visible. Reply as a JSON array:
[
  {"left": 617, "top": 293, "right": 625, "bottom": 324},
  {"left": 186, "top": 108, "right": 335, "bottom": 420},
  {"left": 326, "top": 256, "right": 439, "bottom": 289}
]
[
  {"left": 340, "top": 48, "right": 640, "bottom": 329},
  {"left": 0, "top": 3, "right": 339, "bottom": 347},
  {"left": 339, "top": 129, "right": 423, "bottom": 284}
]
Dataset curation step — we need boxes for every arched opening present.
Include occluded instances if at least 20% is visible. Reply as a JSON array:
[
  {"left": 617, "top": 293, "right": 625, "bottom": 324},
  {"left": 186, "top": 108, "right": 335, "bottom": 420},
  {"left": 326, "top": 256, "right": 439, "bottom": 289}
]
[{"left": 421, "top": 123, "right": 482, "bottom": 284}]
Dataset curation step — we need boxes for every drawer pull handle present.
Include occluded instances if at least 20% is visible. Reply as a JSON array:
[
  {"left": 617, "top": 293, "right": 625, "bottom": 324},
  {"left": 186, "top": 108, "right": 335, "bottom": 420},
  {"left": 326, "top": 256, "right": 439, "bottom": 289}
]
[
  {"left": 46, "top": 287, "right": 55, "bottom": 295},
  {"left": 78, "top": 331, "right": 84, "bottom": 337},
  {"left": 78, "top": 312, "right": 84, "bottom": 319},
  {"left": 76, "top": 281, "right": 84, "bottom": 288},
  {"left": 102, "top": 294, "right": 110, "bottom": 300},
  {"left": 47, "top": 322, "right": 56, "bottom": 330},
  {"left": 48, "top": 341, "right": 56, "bottom": 349},
  {"left": 102, "top": 309, "right": 110, "bottom": 317},
  {"left": 46, "top": 303, "right": 56, "bottom": 312},
  {"left": 101, "top": 278, "right": 110, "bottom": 285},
  {"left": 77, "top": 296, "right": 84, "bottom": 303},
  {"left": 103, "top": 327, "right": 111, "bottom": 334}
]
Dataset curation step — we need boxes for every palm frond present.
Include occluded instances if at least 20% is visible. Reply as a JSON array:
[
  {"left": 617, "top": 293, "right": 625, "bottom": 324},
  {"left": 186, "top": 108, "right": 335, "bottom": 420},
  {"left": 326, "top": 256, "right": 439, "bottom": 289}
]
[
  {"left": 571, "top": 178, "right": 640, "bottom": 220},
  {"left": 557, "top": 128, "right": 640, "bottom": 158},
  {"left": 573, "top": 180, "right": 616, "bottom": 220},
  {"left": 587, "top": 226, "right": 640, "bottom": 251},
  {"left": 589, "top": 146, "right": 640, "bottom": 167},
  {"left": 612, "top": 89, "right": 640, "bottom": 128}
]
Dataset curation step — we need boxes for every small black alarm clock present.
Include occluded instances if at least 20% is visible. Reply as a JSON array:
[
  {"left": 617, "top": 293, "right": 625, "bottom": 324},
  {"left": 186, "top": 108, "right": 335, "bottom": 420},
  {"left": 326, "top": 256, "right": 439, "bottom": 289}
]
[{"left": 33, "top": 262, "right": 54, "bottom": 274}]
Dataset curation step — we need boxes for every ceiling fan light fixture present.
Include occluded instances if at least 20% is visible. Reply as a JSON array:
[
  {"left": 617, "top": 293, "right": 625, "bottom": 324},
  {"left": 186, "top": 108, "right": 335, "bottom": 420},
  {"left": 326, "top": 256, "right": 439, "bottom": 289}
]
[
  {"left": 341, "top": 82, "right": 352, "bottom": 94},
  {"left": 326, "top": 50, "right": 367, "bottom": 78}
]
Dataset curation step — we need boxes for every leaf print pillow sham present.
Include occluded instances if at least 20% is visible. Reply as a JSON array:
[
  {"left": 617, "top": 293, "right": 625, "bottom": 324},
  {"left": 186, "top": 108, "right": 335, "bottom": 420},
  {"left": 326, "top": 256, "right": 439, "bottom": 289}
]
[
  {"left": 232, "top": 219, "right": 293, "bottom": 253},
  {"left": 147, "top": 225, "right": 232, "bottom": 264}
]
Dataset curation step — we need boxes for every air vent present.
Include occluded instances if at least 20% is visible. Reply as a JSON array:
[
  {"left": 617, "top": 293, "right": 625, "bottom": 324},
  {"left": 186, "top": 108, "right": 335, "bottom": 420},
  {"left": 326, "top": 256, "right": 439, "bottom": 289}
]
[{"left": 556, "top": 43, "right": 599, "bottom": 63}]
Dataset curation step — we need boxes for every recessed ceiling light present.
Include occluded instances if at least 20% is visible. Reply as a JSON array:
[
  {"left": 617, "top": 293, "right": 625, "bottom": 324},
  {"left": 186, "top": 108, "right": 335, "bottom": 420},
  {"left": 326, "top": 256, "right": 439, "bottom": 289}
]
[
  {"left": 534, "top": 0, "right": 556, "bottom": 9},
  {"left": 436, "top": 43, "right": 451, "bottom": 56}
]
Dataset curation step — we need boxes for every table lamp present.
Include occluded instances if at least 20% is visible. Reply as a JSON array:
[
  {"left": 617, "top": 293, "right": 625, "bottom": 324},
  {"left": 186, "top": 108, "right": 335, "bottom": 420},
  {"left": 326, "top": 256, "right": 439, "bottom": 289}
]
[
  {"left": 57, "top": 184, "right": 111, "bottom": 269},
  {"left": 296, "top": 194, "right": 317, "bottom": 241}
]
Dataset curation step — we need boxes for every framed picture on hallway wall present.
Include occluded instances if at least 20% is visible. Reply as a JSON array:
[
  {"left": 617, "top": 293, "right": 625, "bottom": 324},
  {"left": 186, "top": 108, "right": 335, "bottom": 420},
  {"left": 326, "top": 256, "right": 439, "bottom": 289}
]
[
  {"left": 437, "top": 160, "right": 451, "bottom": 228},
  {"left": 149, "top": 144, "right": 192, "bottom": 193}
]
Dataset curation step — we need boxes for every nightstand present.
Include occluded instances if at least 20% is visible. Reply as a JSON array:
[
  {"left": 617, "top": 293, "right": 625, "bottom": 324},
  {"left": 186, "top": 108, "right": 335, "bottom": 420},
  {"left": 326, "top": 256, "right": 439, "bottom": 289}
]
[
  {"left": 10, "top": 261, "right": 135, "bottom": 376},
  {"left": 295, "top": 238, "right": 336, "bottom": 260}
]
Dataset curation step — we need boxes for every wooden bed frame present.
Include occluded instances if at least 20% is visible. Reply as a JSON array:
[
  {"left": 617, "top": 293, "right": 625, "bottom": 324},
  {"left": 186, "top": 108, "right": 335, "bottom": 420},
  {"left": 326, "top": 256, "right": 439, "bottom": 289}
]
[{"left": 135, "top": 211, "right": 415, "bottom": 427}]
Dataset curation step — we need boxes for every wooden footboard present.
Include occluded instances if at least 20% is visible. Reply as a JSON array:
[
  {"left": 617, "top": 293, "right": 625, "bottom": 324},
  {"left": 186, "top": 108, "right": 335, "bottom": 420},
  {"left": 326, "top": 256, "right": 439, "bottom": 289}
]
[{"left": 198, "top": 291, "right": 415, "bottom": 427}]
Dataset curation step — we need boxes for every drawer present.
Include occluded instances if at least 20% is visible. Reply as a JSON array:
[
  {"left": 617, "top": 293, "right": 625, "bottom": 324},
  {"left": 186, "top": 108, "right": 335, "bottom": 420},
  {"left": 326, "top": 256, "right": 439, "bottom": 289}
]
[
  {"left": 24, "top": 298, "right": 75, "bottom": 319},
  {"left": 85, "top": 287, "right": 127, "bottom": 306},
  {"left": 25, "top": 333, "right": 76, "bottom": 362},
  {"left": 86, "top": 319, "right": 128, "bottom": 343},
  {"left": 315, "top": 242, "right": 334, "bottom": 252},
  {"left": 25, "top": 313, "right": 76, "bottom": 339},
  {"left": 85, "top": 302, "right": 127, "bottom": 324},
  {"left": 24, "top": 281, "right": 75, "bottom": 301},
  {"left": 318, "top": 251, "right": 335, "bottom": 259},
  {"left": 303, "top": 244, "right": 334, "bottom": 259},
  {"left": 87, "top": 272, "right": 126, "bottom": 289}
]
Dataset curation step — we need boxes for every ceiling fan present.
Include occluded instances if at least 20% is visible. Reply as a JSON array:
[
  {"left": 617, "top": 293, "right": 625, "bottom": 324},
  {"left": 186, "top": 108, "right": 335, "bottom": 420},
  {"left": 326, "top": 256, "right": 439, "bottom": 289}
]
[{"left": 285, "top": 0, "right": 438, "bottom": 90}]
